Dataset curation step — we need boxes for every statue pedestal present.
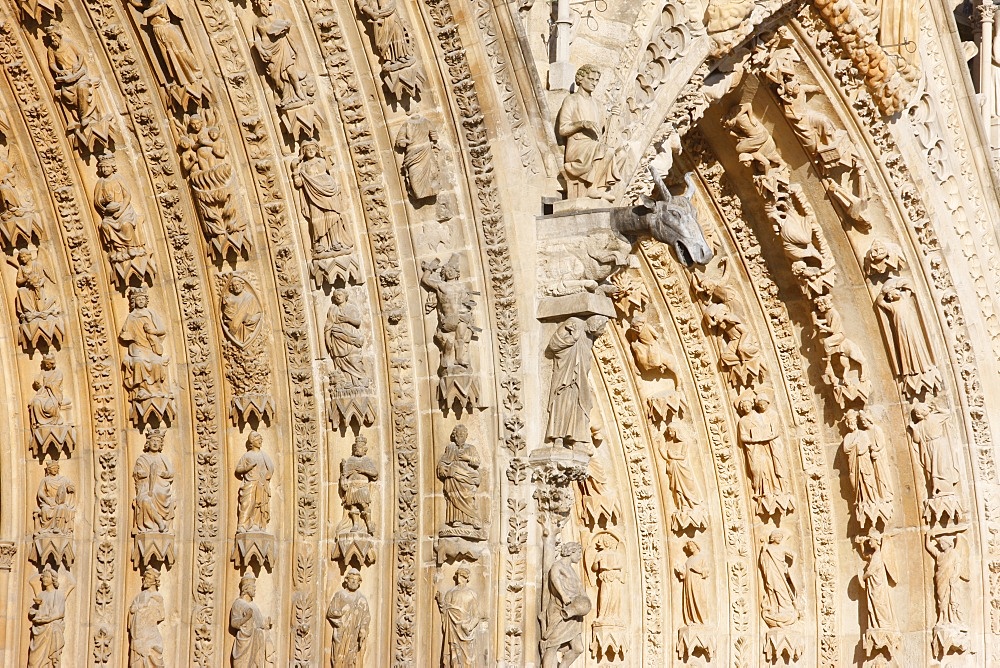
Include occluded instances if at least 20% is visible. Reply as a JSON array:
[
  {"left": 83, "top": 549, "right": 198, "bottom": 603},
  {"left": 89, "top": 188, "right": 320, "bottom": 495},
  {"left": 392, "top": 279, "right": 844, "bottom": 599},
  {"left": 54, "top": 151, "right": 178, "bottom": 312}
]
[
  {"left": 231, "top": 531, "right": 275, "bottom": 569},
  {"left": 327, "top": 383, "right": 376, "bottom": 429},
  {"left": 331, "top": 529, "right": 376, "bottom": 567},
  {"left": 19, "top": 314, "right": 65, "bottom": 351},
  {"left": 932, "top": 623, "right": 969, "bottom": 659},
  {"left": 30, "top": 424, "right": 76, "bottom": 458},
  {"left": 230, "top": 392, "right": 275, "bottom": 426},
  {"left": 129, "top": 394, "right": 176, "bottom": 427},
  {"left": 438, "top": 367, "right": 481, "bottom": 412},
  {"left": 132, "top": 531, "right": 175, "bottom": 569},
  {"left": 923, "top": 494, "right": 966, "bottom": 527},
  {"left": 30, "top": 534, "right": 74, "bottom": 567},
  {"left": 434, "top": 533, "right": 487, "bottom": 566},
  {"left": 763, "top": 626, "right": 803, "bottom": 664},
  {"left": 862, "top": 627, "right": 901, "bottom": 659},
  {"left": 590, "top": 620, "right": 626, "bottom": 661},
  {"left": 311, "top": 253, "right": 361, "bottom": 287},
  {"left": 676, "top": 624, "right": 714, "bottom": 662}
]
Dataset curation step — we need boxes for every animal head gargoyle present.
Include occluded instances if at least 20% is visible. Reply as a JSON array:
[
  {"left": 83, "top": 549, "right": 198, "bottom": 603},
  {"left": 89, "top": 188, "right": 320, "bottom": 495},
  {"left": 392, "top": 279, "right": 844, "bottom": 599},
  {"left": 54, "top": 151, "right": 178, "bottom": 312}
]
[{"left": 611, "top": 167, "right": 714, "bottom": 266}]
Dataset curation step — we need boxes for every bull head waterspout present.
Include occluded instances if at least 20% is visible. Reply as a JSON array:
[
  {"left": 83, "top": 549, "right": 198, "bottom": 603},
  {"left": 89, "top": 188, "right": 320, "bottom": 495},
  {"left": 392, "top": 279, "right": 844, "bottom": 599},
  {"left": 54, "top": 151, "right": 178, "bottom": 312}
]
[{"left": 610, "top": 167, "right": 714, "bottom": 266}]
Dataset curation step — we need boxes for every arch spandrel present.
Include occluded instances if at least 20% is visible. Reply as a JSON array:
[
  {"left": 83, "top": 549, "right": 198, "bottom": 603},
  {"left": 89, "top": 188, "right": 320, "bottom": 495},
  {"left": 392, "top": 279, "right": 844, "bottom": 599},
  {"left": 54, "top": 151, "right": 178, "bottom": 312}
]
[{"left": 1, "top": 0, "right": 1000, "bottom": 665}]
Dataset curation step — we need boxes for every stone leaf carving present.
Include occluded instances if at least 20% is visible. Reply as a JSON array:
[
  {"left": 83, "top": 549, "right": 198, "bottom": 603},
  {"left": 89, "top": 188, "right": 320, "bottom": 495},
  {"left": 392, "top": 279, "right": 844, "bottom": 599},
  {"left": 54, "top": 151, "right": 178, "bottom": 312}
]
[
  {"left": 842, "top": 409, "right": 893, "bottom": 530},
  {"left": 251, "top": 0, "right": 320, "bottom": 139},
  {"left": 674, "top": 539, "right": 714, "bottom": 662},
  {"left": 436, "top": 567, "right": 484, "bottom": 667},
  {"left": 394, "top": 114, "right": 440, "bottom": 201},
  {"left": 232, "top": 431, "right": 276, "bottom": 569},
  {"left": 324, "top": 288, "right": 375, "bottom": 428},
  {"left": 229, "top": 572, "right": 275, "bottom": 667},
  {"left": 119, "top": 287, "right": 175, "bottom": 425},
  {"left": 128, "top": 567, "right": 166, "bottom": 666},
  {"left": 328, "top": 568, "right": 370, "bottom": 667},
  {"left": 926, "top": 532, "right": 971, "bottom": 659},
  {"left": 173, "top": 114, "right": 248, "bottom": 260},
  {"left": 131, "top": 428, "right": 176, "bottom": 569},
  {"left": 421, "top": 255, "right": 481, "bottom": 411},
  {"left": 584, "top": 532, "right": 625, "bottom": 661},
  {"left": 128, "top": 0, "right": 215, "bottom": 109},
  {"left": 13, "top": 248, "right": 66, "bottom": 352},
  {"left": 758, "top": 530, "right": 803, "bottom": 664},
  {"left": 736, "top": 392, "right": 794, "bottom": 519},
  {"left": 539, "top": 541, "right": 590, "bottom": 668},
  {"left": 333, "top": 434, "right": 378, "bottom": 567},
  {"left": 355, "top": 0, "right": 427, "bottom": 102},
  {"left": 93, "top": 153, "right": 157, "bottom": 288},
  {"left": 657, "top": 422, "right": 707, "bottom": 533},
  {"left": 0, "top": 147, "right": 44, "bottom": 250},
  {"left": 28, "top": 354, "right": 76, "bottom": 458},
  {"left": 291, "top": 142, "right": 361, "bottom": 286},
  {"left": 855, "top": 534, "right": 900, "bottom": 662},
  {"left": 220, "top": 273, "right": 275, "bottom": 425},
  {"left": 30, "top": 460, "right": 76, "bottom": 567},
  {"left": 44, "top": 25, "right": 117, "bottom": 154},
  {"left": 908, "top": 402, "right": 966, "bottom": 527},
  {"left": 27, "top": 566, "right": 73, "bottom": 667},
  {"left": 556, "top": 65, "right": 625, "bottom": 202}
]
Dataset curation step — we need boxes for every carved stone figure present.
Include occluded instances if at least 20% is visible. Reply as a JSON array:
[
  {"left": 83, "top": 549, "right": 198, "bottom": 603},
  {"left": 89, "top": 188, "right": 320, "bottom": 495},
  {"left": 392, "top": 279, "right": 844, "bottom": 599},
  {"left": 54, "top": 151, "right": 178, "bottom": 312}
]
[
  {"left": 129, "top": 0, "right": 214, "bottom": 108},
  {"left": 657, "top": 422, "right": 707, "bottom": 532},
  {"left": 232, "top": 431, "right": 275, "bottom": 569},
  {"left": 609, "top": 169, "right": 714, "bottom": 266},
  {"left": 557, "top": 65, "right": 625, "bottom": 201},
  {"left": 355, "top": 0, "right": 426, "bottom": 100},
  {"left": 876, "top": 277, "right": 942, "bottom": 396},
  {"left": 539, "top": 542, "right": 590, "bottom": 668},
  {"left": 28, "top": 355, "right": 75, "bottom": 457},
  {"left": 576, "top": 427, "right": 621, "bottom": 529},
  {"left": 230, "top": 573, "right": 274, "bottom": 667},
  {"left": 44, "top": 25, "right": 115, "bottom": 153},
  {"left": 705, "top": 0, "right": 754, "bottom": 37},
  {"left": 333, "top": 434, "right": 378, "bottom": 566},
  {"left": 394, "top": 114, "right": 440, "bottom": 200},
  {"left": 765, "top": 185, "right": 835, "bottom": 275},
  {"left": 173, "top": 114, "right": 245, "bottom": 258},
  {"left": 878, "top": 0, "right": 921, "bottom": 81},
  {"left": 675, "top": 540, "right": 713, "bottom": 661},
  {"left": 725, "top": 102, "right": 784, "bottom": 185},
  {"left": 27, "top": 566, "right": 68, "bottom": 668},
  {"left": 842, "top": 410, "right": 893, "bottom": 529},
  {"left": 736, "top": 393, "right": 794, "bottom": 518},
  {"left": 128, "top": 568, "right": 165, "bottom": 667},
  {"left": 31, "top": 460, "right": 75, "bottom": 567},
  {"left": 15, "top": 249, "right": 65, "bottom": 351},
  {"left": 627, "top": 311, "right": 676, "bottom": 375},
  {"left": 703, "top": 300, "right": 765, "bottom": 388},
  {"left": 253, "top": 0, "right": 312, "bottom": 107},
  {"left": 325, "top": 289, "right": 367, "bottom": 387},
  {"left": 586, "top": 533, "right": 624, "bottom": 660},
  {"left": 119, "top": 287, "right": 175, "bottom": 424},
  {"left": 0, "top": 149, "right": 42, "bottom": 249},
  {"left": 856, "top": 535, "right": 900, "bottom": 659},
  {"left": 536, "top": 229, "right": 630, "bottom": 298},
  {"left": 813, "top": 294, "right": 869, "bottom": 406},
  {"left": 93, "top": 153, "right": 156, "bottom": 286},
  {"left": 437, "top": 425, "right": 484, "bottom": 539},
  {"left": 436, "top": 567, "right": 482, "bottom": 667},
  {"left": 222, "top": 275, "right": 264, "bottom": 348},
  {"left": 864, "top": 239, "right": 906, "bottom": 277},
  {"left": 545, "top": 315, "right": 608, "bottom": 448},
  {"left": 926, "top": 533, "right": 970, "bottom": 658},
  {"left": 909, "top": 402, "right": 965, "bottom": 525},
  {"left": 292, "top": 141, "right": 352, "bottom": 258},
  {"left": 759, "top": 530, "right": 799, "bottom": 626},
  {"left": 131, "top": 429, "right": 176, "bottom": 568},
  {"left": 328, "top": 568, "right": 370, "bottom": 667},
  {"left": 421, "top": 255, "right": 480, "bottom": 410},
  {"left": 17, "top": 0, "right": 61, "bottom": 22}
]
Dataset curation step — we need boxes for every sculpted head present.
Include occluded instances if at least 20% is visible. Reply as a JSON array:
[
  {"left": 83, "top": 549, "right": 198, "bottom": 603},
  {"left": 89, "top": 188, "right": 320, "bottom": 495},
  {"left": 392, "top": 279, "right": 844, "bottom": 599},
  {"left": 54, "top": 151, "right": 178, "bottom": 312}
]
[
  {"left": 41, "top": 354, "right": 56, "bottom": 371},
  {"left": 857, "top": 410, "right": 873, "bottom": 429},
  {"left": 574, "top": 64, "right": 600, "bottom": 92},
  {"left": 736, "top": 396, "right": 753, "bottom": 416},
  {"left": 641, "top": 171, "right": 713, "bottom": 267},
  {"left": 301, "top": 140, "right": 320, "bottom": 160},
  {"left": 142, "top": 567, "right": 161, "bottom": 590},
  {"left": 44, "top": 460, "right": 59, "bottom": 476},
  {"left": 912, "top": 402, "right": 931, "bottom": 421},
  {"left": 332, "top": 288, "right": 348, "bottom": 306},
  {"left": 768, "top": 530, "right": 784, "bottom": 545},
  {"left": 40, "top": 565, "right": 58, "bottom": 590},
  {"left": 17, "top": 248, "right": 33, "bottom": 266},
  {"left": 352, "top": 434, "right": 368, "bottom": 457},
  {"left": 247, "top": 431, "right": 263, "bottom": 450},
  {"left": 239, "top": 572, "right": 257, "bottom": 598},
  {"left": 683, "top": 540, "right": 699, "bottom": 557},
  {"left": 344, "top": 568, "right": 362, "bottom": 591},
  {"left": 145, "top": 429, "right": 165, "bottom": 453},
  {"left": 128, "top": 287, "right": 149, "bottom": 311},
  {"left": 454, "top": 567, "right": 471, "bottom": 585},
  {"left": 228, "top": 276, "right": 247, "bottom": 295},
  {"left": 187, "top": 114, "right": 204, "bottom": 133},
  {"left": 450, "top": 424, "right": 468, "bottom": 446},
  {"left": 868, "top": 239, "right": 888, "bottom": 263},
  {"left": 97, "top": 153, "right": 116, "bottom": 177},
  {"left": 560, "top": 541, "right": 583, "bottom": 562},
  {"left": 441, "top": 255, "right": 461, "bottom": 282},
  {"left": 754, "top": 392, "right": 771, "bottom": 412},
  {"left": 44, "top": 25, "right": 64, "bottom": 48}
]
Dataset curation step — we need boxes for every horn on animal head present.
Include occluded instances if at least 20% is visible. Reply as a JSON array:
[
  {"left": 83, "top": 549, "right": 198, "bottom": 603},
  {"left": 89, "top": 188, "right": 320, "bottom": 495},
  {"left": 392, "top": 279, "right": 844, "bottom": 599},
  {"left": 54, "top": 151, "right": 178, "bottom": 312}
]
[
  {"left": 648, "top": 164, "right": 669, "bottom": 201},
  {"left": 682, "top": 172, "right": 696, "bottom": 200}
]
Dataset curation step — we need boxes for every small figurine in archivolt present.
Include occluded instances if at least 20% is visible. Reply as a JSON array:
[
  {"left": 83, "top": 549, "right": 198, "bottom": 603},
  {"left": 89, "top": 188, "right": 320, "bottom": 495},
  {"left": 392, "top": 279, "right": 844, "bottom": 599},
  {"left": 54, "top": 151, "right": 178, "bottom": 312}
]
[
  {"left": 585, "top": 532, "right": 625, "bottom": 661},
  {"left": 758, "top": 530, "right": 803, "bottom": 663},
  {"left": 220, "top": 274, "right": 275, "bottom": 425},
  {"left": 539, "top": 542, "right": 590, "bottom": 668},
  {"left": 292, "top": 141, "right": 361, "bottom": 285},
  {"left": 13, "top": 248, "right": 66, "bottom": 351},
  {"left": 30, "top": 459, "right": 76, "bottom": 567},
  {"left": 875, "top": 276, "right": 943, "bottom": 398},
  {"left": 333, "top": 434, "right": 378, "bottom": 567},
  {"left": 842, "top": 409, "right": 893, "bottom": 530},
  {"left": 355, "top": 0, "right": 427, "bottom": 103},
  {"left": 324, "top": 289, "right": 376, "bottom": 429},
  {"left": 232, "top": 431, "right": 276, "bottom": 570},
  {"left": 0, "top": 148, "right": 44, "bottom": 249},
  {"left": 229, "top": 572, "right": 275, "bottom": 667},
  {"left": 44, "top": 25, "right": 117, "bottom": 154},
  {"left": 421, "top": 255, "right": 481, "bottom": 412},
  {"left": 93, "top": 153, "right": 157, "bottom": 288},
  {"left": 28, "top": 354, "right": 76, "bottom": 459},
  {"left": 927, "top": 531, "right": 971, "bottom": 660},
  {"left": 545, "top": 315, "right": 608, "bottom": 450},
  {"left": 674, "top": 540, "right": 714, "bottom": 662},
  {"left": 435, "top": 425, "right": 489, "bottom": 565},
  {"left": 27, "top": 566, "right": 74, "bottom": 668},
  {"left": 131, "top": 429, "right": 176, "bottom": 569},
  {"left": 436, "top": 567, "right": 484, "bottom": 667},
  {"left": 119, "top": 287, "right": 175, "bottom": 425},
  {"left": 855, "top": 533, "right": 900, "bottom": 663},
  {"left": 909, "top": 402, "right": 965, "bottom": 527},
  {"left": 128, "top": 567, "right": 166, "bottom": 666},
  {"left": 328, "top": 568, "right": 370, "bottom": 667},
  {"left": 394, "top": 114, "right": 440, "bottom": 201},
  {"left": 736, "top": 392, "right": 794, "bottom": 519}
]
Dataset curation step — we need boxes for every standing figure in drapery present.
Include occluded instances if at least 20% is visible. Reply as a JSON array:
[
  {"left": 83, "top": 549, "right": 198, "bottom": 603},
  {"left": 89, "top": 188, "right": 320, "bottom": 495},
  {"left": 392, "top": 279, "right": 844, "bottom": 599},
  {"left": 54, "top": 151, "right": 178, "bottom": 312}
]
[
  {"left": 235, "top": 431, "right": 274, "bottom": 533},
  {"left": 657, "top": 422, "right": 707, "bottom": 532},
  {"left": 436, "top": 567, "right": 482, "bottom": 667},
  {"left": 355, "top": 0, "right": 426, "bottom": 100},
  {"left": 875, "top": 276, "right": 942, "bottom": 396},
  {"left": 736, "top": 393, "right": 794, "bottom": 518},
  {"left": 221, "top": 275, "right": 264, "bottom": 348},
  {"left": 394, "top": 114, "right": 440, "bottom": 201},
  {"left": 758, "top": 530, "right": 799, "bottom": 628},
  {"left": 328, "top": 568, "right": 370, "bottom": 667},
  {"left": 230, "top": 573, "right": 274, "bottom": 668},
  {"left": 674, "top": 540, "right": 713, "bottom": 661},
  {"left": 586, "top": 532, "right": 625, "bottom": 660},
  {"left": 119, "top": 287, "right": 174, "bottom": 423},
  {"left": 293, "top": 141, "right": 352, "bottom": 258},
  {"left": 545, "top": 316, "right": 607, "bottom": 449},
  {"left": 325, "top": 289, "right": 367, "bottom": 386},
  {"left": 909, "top": 402, "right": 964, "bottom": 525},
  {"left": 539, "top": 542, "right": 590, "bottom": 668},
  {"left": 128, "top": 567, "right": 166, "bottom": 667},
  {"left": 842, "top": 409, "right": 894, "bottom": 528},
  {"left": 856, "top": 534, "right": 900, "bottom": 659},
  {"left": 15, "top": 249, "right": 65, "bottom": 351},
  {"left": 436, "top": 424, "right": 483, "bottom": 535},
  {"left": 129, "top": 0, "right": 214, "bottom": 108},
  {"left": 926, "top": 532, "right": 971, "bottom": 658},
  {"left": 93, "top": 153, "right": 156, "bottom": 286},
  {"left": 44, "top": 25, "right": 115, "bottom": 153},
  {"left": 27, "top": 566, "right": 68, "bottom": 668}
]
